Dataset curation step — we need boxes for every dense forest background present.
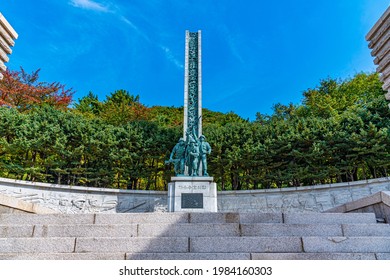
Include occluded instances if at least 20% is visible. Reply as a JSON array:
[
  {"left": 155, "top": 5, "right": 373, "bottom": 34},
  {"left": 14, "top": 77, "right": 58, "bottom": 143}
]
[{"left": 0, "top": 68, "right": 389, "bottom": 190}]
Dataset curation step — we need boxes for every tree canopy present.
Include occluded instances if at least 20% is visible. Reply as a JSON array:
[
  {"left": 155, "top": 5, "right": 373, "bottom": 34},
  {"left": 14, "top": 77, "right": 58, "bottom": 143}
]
[
  {"left": 0, "top": 69, "right": 389, "bottom": 190},
  {"left": 0, "top": 68, "right": 73, "bottom": 111}
]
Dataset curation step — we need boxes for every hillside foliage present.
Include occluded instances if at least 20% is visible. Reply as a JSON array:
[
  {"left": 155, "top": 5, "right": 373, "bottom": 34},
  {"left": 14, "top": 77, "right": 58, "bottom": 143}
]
[
  {"left": 0, "top": 69, "right": 389, "bottom": 190},
  {"left": 0, "top": 68, "right": 73, "bottom": 111}
]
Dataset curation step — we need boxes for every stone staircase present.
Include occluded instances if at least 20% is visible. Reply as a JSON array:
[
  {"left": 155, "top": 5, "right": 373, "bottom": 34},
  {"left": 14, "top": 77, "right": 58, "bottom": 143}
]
[{"left": 0, "top": 212, "right": 389, "bottom": 260}]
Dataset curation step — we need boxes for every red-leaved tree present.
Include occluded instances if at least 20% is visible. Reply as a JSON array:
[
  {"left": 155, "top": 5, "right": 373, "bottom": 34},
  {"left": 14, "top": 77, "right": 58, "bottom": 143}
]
[{"left": 0, "top": 68, "right": 73, "bottom": 111}]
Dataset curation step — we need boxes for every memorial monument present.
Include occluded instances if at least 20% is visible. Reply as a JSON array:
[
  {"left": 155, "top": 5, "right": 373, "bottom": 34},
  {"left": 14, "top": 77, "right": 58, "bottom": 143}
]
[{"left": 167, "top": 30, "right": 217, "bottom": 212}]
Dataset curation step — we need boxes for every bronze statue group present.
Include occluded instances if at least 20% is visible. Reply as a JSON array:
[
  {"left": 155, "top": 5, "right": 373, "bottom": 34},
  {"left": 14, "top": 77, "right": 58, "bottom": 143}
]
[{"left": 167, "top": 129, "right": 211, "bottom": 177}]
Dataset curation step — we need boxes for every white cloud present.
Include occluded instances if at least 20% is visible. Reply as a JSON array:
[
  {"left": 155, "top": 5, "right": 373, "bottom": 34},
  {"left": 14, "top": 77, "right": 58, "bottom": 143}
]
[
  {"left": 69, "top": 1, "right": 182, "bottom": 69},
  {"left": 120, "top": 16, "right": 151, "bottom": 42},
  {"left": 69, "top": 0, "right": 110, "bottom": 12},
  {"left": 160, "top": 45, "right": 183, "bottom": 69}
]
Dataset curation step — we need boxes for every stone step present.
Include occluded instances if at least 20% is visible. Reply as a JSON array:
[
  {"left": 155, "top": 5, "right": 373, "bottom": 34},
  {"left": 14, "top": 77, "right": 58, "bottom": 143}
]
[
  {"left": 2, "top": 223, "right": 389, "bottom": 238},
  {"left": 75, "top": 237, "right": 190, "bottom": 253},
  {"left": 18, "top": 236, "right": 386, "bottom": 255},
  {"left": 341, "top": 224, "right": 390, "bottom": 236},
  {"left": 1, "top": 224, "right": 239, "bottom": 238},
  {"left": 0, "top": 225, "right": 35, "bottom": 238},
  {"left": 376, "top": 253, "right": 390, "bottom": 260},
  {"left": 140, "top": 223, "right": 390, "bottom": 237},
  {"left": 241, "top": 224, "right": 343, "bottom": 236},
  {"left": 241, "top": 223, "right": 390, "bottom": 237},
  {"left": 0, "top": 252, "right": 250, "bottom": 260},
  {"left": 0, "top": 213, "right": 282, "bottom": 225},
  {"left": 190, "top": 236, "right": 390, "bottom": 253},
  {"left": 302, "top": 237, "right": 390, "bottom": 253},
  {"left": 36, "top": 224, "right": 138, "bottom": 238},
  {"left": 0, "top": 252, "right": 126, "bottom": 260},
  {"left": 125, "top": 253, "right": 251, "bottom": 260},
  {"left": 0, "top": 212, "right": 386, "bottom": 261},
  {"left": 189, "top": 213, "right": 282, "bottom": 224},
  {"left": 94, "top": 213, "right": 283, "bottom": 224},
  {"left": 0, "top": 214, "right": 95, "bottom": 225},
  {"left": 2, "top": 252, "right": 388, "bottom": 260},
  {"left": 138, "top": 223, "right": 240, "bottom": 237},
  {"left": 251, "top": 253, "right": 378, "bottom": 260},
  {"left": 94, "top": 213, "right": 189, "bottom": 224},
  {"left": 0, "top": 213, "right": 189, "bottom": 225},
  {"left": 0, "top": 237, "right": 190, "bottom": 254},
  {"left": 0, "top": 237, "right": 75, "bottom": 253},
  {"left": 36, "top": 224, "right": 239, "bottom": 238},
  {"left": 190, "top": 237, "right": 303, "bottom": 253},
  {"left": 283, "top": 213, "right": 377, "bottom": 224},
  {"left": 0, "top": 212, "right": 376, "bottom": 225}
]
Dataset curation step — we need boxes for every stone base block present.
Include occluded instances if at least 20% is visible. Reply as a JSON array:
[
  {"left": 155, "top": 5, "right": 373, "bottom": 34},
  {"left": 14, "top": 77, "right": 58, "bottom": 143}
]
[{"left": 168, "top": 177, "right": 217, "bottom": 212}]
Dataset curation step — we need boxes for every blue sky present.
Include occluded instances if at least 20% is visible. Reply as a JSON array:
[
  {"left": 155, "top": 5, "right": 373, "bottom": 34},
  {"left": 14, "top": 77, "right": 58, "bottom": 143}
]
[{"left": 1, "top": 0, "right": 389, "bottom": 120}]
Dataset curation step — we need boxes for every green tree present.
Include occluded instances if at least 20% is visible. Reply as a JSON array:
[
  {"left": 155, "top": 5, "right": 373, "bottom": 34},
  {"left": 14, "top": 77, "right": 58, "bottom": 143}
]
[{"left": 74, "top": 92, "right": 102, "bottom": 117}]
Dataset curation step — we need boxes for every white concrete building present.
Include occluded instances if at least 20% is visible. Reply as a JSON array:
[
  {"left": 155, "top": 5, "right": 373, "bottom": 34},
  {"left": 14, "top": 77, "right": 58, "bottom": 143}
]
[
  {"left": 366, "top": 6, "right": 390, "bottom": 107},
  {"left": 0, "top": 13, "right": 18, "bottom": 79}
]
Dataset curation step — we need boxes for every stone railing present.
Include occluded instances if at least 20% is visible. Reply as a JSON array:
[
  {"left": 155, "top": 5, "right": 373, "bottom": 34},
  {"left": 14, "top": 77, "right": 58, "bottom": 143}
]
[{"left": 1, "top": 177, "right": 390, "bottom": 213}]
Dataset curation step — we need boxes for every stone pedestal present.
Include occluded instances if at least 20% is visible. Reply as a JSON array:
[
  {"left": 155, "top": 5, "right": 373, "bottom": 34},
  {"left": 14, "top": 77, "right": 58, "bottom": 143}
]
[{"left": 168, "top": 176, "right": 217, "bottom": 212}]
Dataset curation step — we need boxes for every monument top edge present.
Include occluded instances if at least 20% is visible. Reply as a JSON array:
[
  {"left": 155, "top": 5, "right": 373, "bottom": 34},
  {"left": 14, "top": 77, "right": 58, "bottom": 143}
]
[
  {"left": 186, "top": 30, "right": 201, "bottom": 33},
  {"left": 171, "top": 176, "right": 214, "bottom": 182}
]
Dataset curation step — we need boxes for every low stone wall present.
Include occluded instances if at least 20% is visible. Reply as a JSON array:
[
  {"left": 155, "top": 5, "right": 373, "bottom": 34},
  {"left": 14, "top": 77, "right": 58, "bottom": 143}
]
[
  {"left": 0, "top": 193, "right": 59, "bottom": 214},
  {"left": 0, "top": 178, "right": 167, "bottom": 213},
  {"left": 0, "top": 177, "right": 390, "bottom": 213},
  {"left": 218, "top": 178, "right": 390, "bottom": 213}
]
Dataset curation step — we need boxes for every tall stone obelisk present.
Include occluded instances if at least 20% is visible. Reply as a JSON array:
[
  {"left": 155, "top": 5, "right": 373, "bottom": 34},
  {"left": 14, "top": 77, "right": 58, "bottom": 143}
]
[
  {"left": 167, "top": 30, "right": 217, "bottom": 212},
  {"left": 183, "top": 30, "right": 202, "bottom": 141}
]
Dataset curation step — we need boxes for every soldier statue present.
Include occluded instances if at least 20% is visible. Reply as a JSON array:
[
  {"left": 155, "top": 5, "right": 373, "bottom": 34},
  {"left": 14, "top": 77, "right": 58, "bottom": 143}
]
[
  {"left": 187, "top": 141, "right": 200, "bottom": 176},
  {"left": 167, "top": 127, "right": 211, "bottom": 177},
  {"left": 197, "top": 135, "right": 211, "bottom": 176},
  {"left": 167, "top": 138, "right": 186, "bottom": 176}
]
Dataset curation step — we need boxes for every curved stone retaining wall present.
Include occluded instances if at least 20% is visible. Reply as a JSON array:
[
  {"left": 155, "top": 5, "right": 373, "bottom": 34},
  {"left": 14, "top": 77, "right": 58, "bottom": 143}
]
[
  {"left": 0, "top": 177, "right": 389, "bottom": 213},
  {"left": 0, "top": 178, "right": 167, "bottom": 213},
  {"left": 218, "top": 178, "right": 390, "bottom": 213}
]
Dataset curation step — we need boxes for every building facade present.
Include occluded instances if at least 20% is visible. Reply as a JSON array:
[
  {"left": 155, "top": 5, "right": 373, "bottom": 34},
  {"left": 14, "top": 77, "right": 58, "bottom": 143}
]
[
  {"left": 366, "top": 6, "right": 390, "bottom": 107},
  {"left": 0, "top": 13, "right": 18, "bottom": 79}
]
